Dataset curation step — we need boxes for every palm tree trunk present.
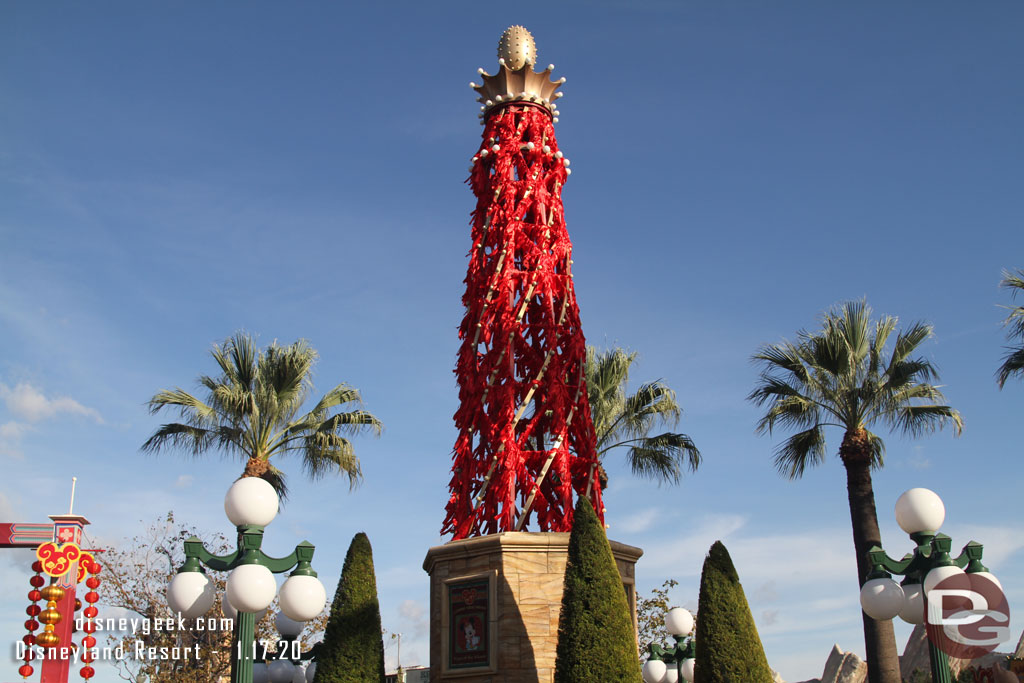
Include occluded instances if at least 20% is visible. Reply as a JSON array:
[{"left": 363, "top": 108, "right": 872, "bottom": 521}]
[
  {"left": 840, "top": 429, "right": 901, "bottom": 683},
  {"left": 242, "top": 457, "right": 269, "bottom": 478}
]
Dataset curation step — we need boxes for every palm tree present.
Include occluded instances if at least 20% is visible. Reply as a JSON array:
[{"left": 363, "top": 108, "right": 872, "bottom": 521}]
[
  {"left": 747, "top": 301, "right": 962, "bottom": 683},
  {"left": 142, "top": 333, "right": 382, "bottom": 499},
  {"left": 997, "top": 268, "right": 1024, "bottom": 388},
  {"left": 585, "top": 346, "right": 700, "bottom": 486}
]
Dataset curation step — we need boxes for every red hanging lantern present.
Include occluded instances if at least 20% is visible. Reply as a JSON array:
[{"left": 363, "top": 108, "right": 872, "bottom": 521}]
[
  {"left": 20, "top": 561, "right": 45, "bottom": 679},
  {"left": 78, "top": 560, "right": 101, "bottom": 680}
]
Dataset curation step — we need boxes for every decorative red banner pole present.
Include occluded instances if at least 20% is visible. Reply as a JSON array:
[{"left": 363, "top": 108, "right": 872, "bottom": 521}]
[
  {"left": 3, "top": 478, "right": 99, "bottom": 683},
  {"left": 442, "top": 27, "right": 605, "bottom": 540}
]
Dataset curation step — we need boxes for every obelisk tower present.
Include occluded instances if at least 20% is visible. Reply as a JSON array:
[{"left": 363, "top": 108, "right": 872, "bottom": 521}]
[
  {"left": 442, "top": 26, "right": 605, "bottom": 541},
  {"left": 425, "top": 29, "right": 641, "bottom": 683}
]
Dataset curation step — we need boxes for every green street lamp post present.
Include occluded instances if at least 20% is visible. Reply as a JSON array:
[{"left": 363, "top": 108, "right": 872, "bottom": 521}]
[
  {"left": 642, "top": 607, "right": 697, "bottom": 683},
  {"left": 859, "top": 488, "right": 1004, "bottom": 683},
  {"left": 166, "top": 478, "right": 327, "bottom": 683}
]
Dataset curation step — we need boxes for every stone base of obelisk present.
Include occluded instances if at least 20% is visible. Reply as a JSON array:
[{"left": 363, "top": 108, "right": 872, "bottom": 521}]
[{"left": 422, "top": 532, "right": 643, "bottom": 683}]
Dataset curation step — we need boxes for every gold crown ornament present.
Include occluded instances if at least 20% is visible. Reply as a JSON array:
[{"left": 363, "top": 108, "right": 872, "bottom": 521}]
[{"left": 469, "top": 26, "right": 566, "bottom": 123}]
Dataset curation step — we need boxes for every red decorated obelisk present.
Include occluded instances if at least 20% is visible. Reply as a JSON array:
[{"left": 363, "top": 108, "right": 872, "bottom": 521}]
[
  {"left": 424, "top": 30, "right": 640, "bottom": 682},
  {"left": 442, "top": 26, "right": 604, "bottom": 540}
]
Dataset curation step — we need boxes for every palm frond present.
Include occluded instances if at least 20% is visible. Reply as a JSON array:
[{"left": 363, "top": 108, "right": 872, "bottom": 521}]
[
  {"left": 889, "top": 322, "right": 933, "bottom": 369},
  {"left": 141, "top": 423, "right": 217, "bottom": 456},
  {"left": 751, "top": 342, "right": 810, "bottom": 385},
  {"left": 585, "top": 345, "right": 700, "bottom": 486},
  {"left": 259, "top": 464, "right": 289, "bottom": 502},
  {"left": 882, "top": 358, "right": 939, "bottom": 391},
  {"left": 259, "top": 340, "right": 316, "bottom": 423},
  {"left": 870, "top": 317, "right": 898, "bottom": 375},
  {"left": 299, "top": 433, "right": 362, "bottom": 487},
  {"left": 146, "top": 389, "right": 217, "bottom": 425},
  {"left": 996, "top": 346, "right": 1024, "bottom": 388},
  {"left": 772, "top": 426, "right": 826, "bottom": 479},
  {"left": 623, "top": 432, "right": 700, "bottom": 484},
  {"left": 755, "top": 394, "right": 821, "bottom": 435},
  {"left": 620, "top": 382, "right": 681, "bottom": 437},
  {"left": 997, "top": 269, "right": 1024, "bottom": 387},
  {"left": 891, "top": 404, "right": 963, "bottom": 438},
  {"left": 302, "top": 384, "right": 366, "bottom": 422},
  {"left": 863, "top": 429, "right": 886, "bottom": 469}
]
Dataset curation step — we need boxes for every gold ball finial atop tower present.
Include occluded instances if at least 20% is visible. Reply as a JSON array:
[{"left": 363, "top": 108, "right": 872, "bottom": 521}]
[{"left": 498, "top": 26, "right": 536, "bottom": 70}]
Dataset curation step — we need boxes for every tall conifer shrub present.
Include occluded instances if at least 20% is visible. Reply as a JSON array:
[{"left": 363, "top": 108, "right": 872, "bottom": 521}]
[
  {"left": 554, "top": 497, "right": 642, "bottom": 682},
  {"left": 314, "top": 532, "right": 385, "bottom": 683},
  {"left": 693, "top": 541, "right": 773, "bottom": 683}
]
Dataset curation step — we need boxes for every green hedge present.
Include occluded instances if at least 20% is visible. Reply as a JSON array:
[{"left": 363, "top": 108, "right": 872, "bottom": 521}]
[
  {"left": 313, "top": 532, "right": 385, "bottom": 683},
  {"left": 554, "top": 497, "right": 642, "bottom": 682},
  {"left": 693, "top": 541, "right": 773, "bottom": 683}
]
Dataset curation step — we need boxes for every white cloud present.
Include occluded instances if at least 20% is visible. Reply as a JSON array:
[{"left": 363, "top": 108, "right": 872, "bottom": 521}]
[
  {"left": 612, "top": 507, "right": 660, "bottom": 534},
  {"left": 0, "top": 420, "right": 28, "bottom": 458},
  {"left": 0, "top": 421, "right": 27, "bottom": 439},
  {"left": 173, "top": 475, "right": 194, "bottom": 489},
  {"left": 0, "top": 381, "right": 103, "bottom": 424},
  {"left": 639, "top": 513, "right": 749, "bottom": 575},
  {"left": 0, "top": 491, "right": 17, "bottom": 520}
]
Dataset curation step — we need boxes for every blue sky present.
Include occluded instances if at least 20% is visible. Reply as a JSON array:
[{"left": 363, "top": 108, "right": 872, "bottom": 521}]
[{"left": 2, "top": 2, "right": 1023, "bottom": 681}]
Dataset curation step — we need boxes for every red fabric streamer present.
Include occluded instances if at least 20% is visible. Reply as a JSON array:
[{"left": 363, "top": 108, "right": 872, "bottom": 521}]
[{"left": 442, "top": 104, "right": 604, "bottom": 539}]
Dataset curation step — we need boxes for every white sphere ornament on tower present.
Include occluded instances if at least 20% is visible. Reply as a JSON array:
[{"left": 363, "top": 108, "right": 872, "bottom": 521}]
[
  {"left": 224, "top": 477, "right": 280, "bottom": 527},
  {"left": 665, "top": 607, "right": 694, "bottom": 637},
  {"left": 860, "top": 577, "right": 905, "bottom": 620},
  {"left": 226, "top": 564, "right": 278, "bottom": 613},
  {"left": 279, "top": 574, "right": 327, "bottom": 622},
  {"left": 167, "top": 571, "right": 215, "bottom": 618},
  {"left": 642, "top": 658, "right": 667, "bottom": 683},
  {"left": 894, "top": 488, "right": 945, "bottom": 535}
]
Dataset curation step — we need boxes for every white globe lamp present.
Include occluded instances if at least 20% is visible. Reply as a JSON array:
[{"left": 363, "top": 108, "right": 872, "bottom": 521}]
[
  {"left": 291, "top": 665, "right": 307, "bottom": 683},
  {"left": 279, "top": 574, "right": 327, "bottom": 622},
  {"left": 226, "top": 564, "right": 278, "bottom": 613},
  {"left": 268, "top": 660, "right": 296, "bottom": 683},
  {"left": 167, "top": 571, "right": 215, "bottom": 618},
  {"left": 665, "top": 607, "right": 694, "bottom": 637},
  {"left": 894, "top": 488, "right": 945, "bottom": 535},
  {"left": 222, "top": 597, "right": 268, "bottom": 622},
  {"left": 275, "top": 611, "right": 305, "bottom": 639},
  {"left": 923, "top": 565, "right": 965, "bottom": 595},
  {"left": 305, "top": 662, "right": 317, "bottom": 682},
  {"left": 225, "top": 477, "right": 280, "bottom": 527},
  {"left": 860, "top": 577, "right": 905, "bottom": 620},
  {"left": 663, "top": 667, "right": 679, "bottom": 683},
  {"left": 253, "top": 662, "right": 270, "bottom": 683},
  {"left": 680, "top": 658, "right": 696, "bottom": 682},
  {"left": 642, "top": 658, "right": 667, "bottom": 683},
  {"left": 897, "top": 583, "right": 925, "bottom": 625},
  {"left": 970, "top": 571, "right": 1003, "bottom": 591}
]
